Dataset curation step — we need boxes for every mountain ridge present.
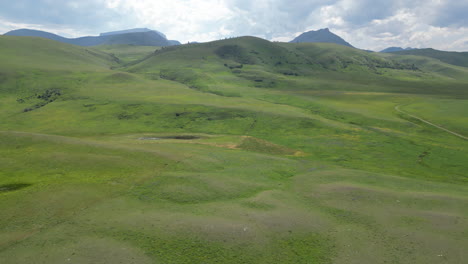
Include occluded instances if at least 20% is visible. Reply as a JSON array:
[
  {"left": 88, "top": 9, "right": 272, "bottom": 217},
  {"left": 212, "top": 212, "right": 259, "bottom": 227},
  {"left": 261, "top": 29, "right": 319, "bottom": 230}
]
[
  {"left": 4, "top": 28, "right": 180, "bottom": 47},
  {"left": 381, "top": 47, "right": 416, "bottom": 53}
]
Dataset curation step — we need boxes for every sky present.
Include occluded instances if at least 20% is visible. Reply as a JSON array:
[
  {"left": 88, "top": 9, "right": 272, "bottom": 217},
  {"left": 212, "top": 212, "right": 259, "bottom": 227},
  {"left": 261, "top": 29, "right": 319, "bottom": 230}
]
[{"left": 0, "top": 0, "right": 467, "bottom": 51}]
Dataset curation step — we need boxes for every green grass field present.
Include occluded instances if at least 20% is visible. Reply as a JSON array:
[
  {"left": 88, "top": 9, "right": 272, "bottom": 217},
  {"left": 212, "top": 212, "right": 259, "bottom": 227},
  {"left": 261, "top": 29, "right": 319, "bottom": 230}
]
[{"left": 0, "top": 35, "right": 467, "bottom": 263}]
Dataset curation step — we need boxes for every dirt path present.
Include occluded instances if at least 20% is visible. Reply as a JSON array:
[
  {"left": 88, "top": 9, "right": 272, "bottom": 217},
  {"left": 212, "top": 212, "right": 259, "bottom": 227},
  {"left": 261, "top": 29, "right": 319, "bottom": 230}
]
[{"left": 395, "top": 105, "right": 468, "bottom": 140}]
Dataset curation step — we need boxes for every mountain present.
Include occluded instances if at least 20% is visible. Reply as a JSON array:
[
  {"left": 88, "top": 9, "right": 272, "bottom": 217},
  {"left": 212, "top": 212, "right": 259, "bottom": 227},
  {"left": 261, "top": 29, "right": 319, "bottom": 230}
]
[
  {"left": 101, "top": 28, "right": 152, "bottom": 36},
  {"left": 380, "top": 47, "right": 416, "bottom": 53},
  {"left": 391, "top": 48, "right": 468, "bottom": 68},
  {"left": 100, "top": 28, "right": 167, "bottom": 39},
  {"left": 4, "top": 28, "right": 180, "bottom": 46},
  {"left": 290, "top": 28, "right": 354, "bottom": 48}
]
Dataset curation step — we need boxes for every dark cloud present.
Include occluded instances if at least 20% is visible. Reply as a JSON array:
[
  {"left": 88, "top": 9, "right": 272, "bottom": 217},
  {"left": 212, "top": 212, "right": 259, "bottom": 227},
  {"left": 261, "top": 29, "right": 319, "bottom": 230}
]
[
  {"left": 223, "top": 0, "right": 333, "bottom": 38},
  {"left": 339, "top": 0, "right": 398, "bottom": 25},
  {"left": 431, "top": 2, "right": 468, "bottom": 27},
  {"left": 0, "top": 0, "right": 123, "bottom": 30}
]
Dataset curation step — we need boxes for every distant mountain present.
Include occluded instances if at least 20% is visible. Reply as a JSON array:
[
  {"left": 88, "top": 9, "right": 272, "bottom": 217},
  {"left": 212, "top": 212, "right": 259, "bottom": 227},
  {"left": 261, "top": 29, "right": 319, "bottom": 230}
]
[
  {"left": 290, "top": 28, "right": 354, "bottom": 48},
  {"left": 100, "top": 28, "right": 167, "bottom": 39},
  {"left": 392, "top": 48, "right": 468, "bottom": 68},
  {"left": 3, "top": 29, "right": 69, "bottom": 43},
  {"left": 380, "top": 47, "right": 416, "bottom": 53},
  {"left": 4, "top": 28, "right": 180, "bottom": 47},
  {"left": 168, "top": 40, "right": 182, "bottom": 46}
]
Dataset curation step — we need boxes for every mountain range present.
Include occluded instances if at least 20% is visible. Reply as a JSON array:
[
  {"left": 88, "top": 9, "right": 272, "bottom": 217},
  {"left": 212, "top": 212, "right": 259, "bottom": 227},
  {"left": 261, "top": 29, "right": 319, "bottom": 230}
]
[
  {"left": 4, "top": 27, "right": 358, "bottom": 49},
  {"left": 4, "top": 27, "right": 466, "bottom": 55},
  {"left": 99, "top": 28, "right": 165, "bottom": 38},
  {"left": 380, "top": 47, "right": 416, "bottom": 53},
  {"left": 4, "top": 28, "right": 180, "bottom": 47}
]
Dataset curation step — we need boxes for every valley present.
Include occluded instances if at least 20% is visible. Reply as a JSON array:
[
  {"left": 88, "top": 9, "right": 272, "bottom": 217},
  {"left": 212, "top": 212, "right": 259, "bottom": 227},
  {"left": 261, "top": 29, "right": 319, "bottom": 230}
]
[{"left": 0, "top": 34, "right": 467, "bottom": 264}]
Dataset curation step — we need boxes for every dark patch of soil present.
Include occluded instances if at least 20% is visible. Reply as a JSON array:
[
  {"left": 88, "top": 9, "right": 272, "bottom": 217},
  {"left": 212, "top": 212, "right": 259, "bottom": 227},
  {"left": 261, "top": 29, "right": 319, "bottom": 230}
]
[
  {"left": 165, "top": 135, "right": 200, "bottom": 140},
  {"left": 139, "top": 135, "right": 201, "bottom": 140}
]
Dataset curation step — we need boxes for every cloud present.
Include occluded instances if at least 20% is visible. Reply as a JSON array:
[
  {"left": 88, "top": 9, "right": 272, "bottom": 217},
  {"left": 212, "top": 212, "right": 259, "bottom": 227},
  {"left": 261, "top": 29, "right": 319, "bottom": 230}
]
[
  {"left": 0, "top": 17, "right": 96, "bottom": 38},
  {"left": 430, "top": 1, "right": 468, "bottom": 27},
  {"left": 102, "top": 0, "right": 235, "bottom": 42},
  {"left": 0, "top": 0, "right": 126, "bottom": 37},
  {"left": 340, "top": 6, "right": 468, "bottom": 51},
  {"left": 0, "top": 0, "right": 118, "bottom": 27},
  {"left": 0, "top": 0, "right": 467, "bottom": 51}
]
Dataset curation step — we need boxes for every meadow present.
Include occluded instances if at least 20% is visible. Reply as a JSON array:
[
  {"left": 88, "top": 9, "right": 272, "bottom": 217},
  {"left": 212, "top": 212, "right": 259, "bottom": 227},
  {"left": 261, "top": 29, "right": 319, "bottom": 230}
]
[{"left": 0, "top": 36, "right": 467, "bottom": 263}]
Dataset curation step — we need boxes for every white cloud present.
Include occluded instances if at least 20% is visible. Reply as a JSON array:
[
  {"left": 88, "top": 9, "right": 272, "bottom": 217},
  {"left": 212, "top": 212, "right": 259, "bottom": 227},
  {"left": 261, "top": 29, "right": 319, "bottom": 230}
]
[
  {"left": 102, "top": 0, "right": 235, "bottom": 42},
  {"left": 0, "top": 17, "right": 93, "bottom": 38},
  {"left": 341, "top": 8, "right": 468, "bottom": 51}
]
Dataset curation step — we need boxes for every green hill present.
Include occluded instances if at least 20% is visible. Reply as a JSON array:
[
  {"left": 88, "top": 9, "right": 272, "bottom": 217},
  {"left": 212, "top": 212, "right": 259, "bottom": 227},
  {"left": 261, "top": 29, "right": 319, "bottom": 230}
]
[
  {"left": 0, "top": 36, "right": 467, "bottom": 264},
  {"left": 283, "top": 42, "right": 417, "bottom": 71},
  {"left": 129, "top": 37, "right": 417, "bottom": 74},
  {"left": 382, "top": 52, "right": 468, "bottom": 80},
  {"left": 0, "top": 36, "right": 120, "bottom": 97},
  {"left": 125, "top": 37, "right": 467, "bottom": 98},
  {"left": 394, "top": 48, "right": 468, "bottom": 68},
  {"left": 0, "top": 36, "right": 118, "bottom": 70},
  {"left": 93, "top": 45, "right": 159, "bottom": 65}
]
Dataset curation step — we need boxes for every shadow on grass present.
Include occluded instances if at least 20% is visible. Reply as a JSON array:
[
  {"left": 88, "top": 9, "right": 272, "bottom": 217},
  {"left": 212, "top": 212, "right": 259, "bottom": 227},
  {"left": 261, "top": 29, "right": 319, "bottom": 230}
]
[{"left": 0, "top": 183, "right": 32, "bottom": 193}]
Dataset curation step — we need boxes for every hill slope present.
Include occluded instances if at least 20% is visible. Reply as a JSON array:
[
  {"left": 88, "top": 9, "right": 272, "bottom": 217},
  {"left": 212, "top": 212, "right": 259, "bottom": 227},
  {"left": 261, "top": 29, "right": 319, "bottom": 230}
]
[
  {"left": 290, "top": 28, "right": 354, "bottom": 47},
  {"left": 129, "top": 37, "right": 419, "bottom": 75},
  {"left": 382, "top": 52, "right": 468, "bottom": 81},
  {"left": 0, "top": 36, "right": 118, "bottom": 70},
  {"left": 393, "top": 48, "right": 468, "bottom": 68}
]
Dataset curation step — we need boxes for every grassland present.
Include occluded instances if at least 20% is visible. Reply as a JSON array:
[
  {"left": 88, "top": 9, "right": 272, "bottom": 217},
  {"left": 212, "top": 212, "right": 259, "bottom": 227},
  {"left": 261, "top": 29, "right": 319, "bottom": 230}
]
[
  {"left": 93, "top": 45, "right": 159, "bottom": 65},
  {"left": 0, "top": 35, "right": 467, "bottom": 263}
]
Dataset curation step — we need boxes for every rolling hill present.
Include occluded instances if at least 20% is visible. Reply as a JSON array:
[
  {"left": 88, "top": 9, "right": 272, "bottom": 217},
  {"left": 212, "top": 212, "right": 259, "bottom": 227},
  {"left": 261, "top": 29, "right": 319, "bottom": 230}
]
[
  {"left": 0, "top": 36, "right": 118, "bottom": 70},
  {"left": 0, "top": 35, "right": 467, "bottom": 264},
  {"left": 127, "top": 36, "right": 418, "bottom": 77},
  {"left": 392, "top": 48, "right": 468, "bottom": 68},
  {"left": 4, "top": 28, "right": 180, "bottom": 46}
]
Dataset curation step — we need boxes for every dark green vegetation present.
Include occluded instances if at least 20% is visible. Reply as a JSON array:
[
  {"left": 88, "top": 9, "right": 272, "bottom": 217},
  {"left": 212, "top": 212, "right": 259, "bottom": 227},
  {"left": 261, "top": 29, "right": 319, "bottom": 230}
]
[
  {"left": 1, "top": 35, "right": 467, "bottom": 264},
  {"left": 393, "top": 48, "right": 468, "bottom": 68}
]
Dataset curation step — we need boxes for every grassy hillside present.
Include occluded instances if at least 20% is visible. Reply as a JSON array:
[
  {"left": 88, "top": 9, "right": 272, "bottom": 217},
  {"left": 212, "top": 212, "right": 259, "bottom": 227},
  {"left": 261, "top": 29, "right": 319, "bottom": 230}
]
[
  {"left": 0, "top": 36, "right": 118, "bottom": 70},
  {"left": 93, "top": 45, "right": 159, "bottom": 64},
  {"left": 1, "top": 36, "right": 467, "bottom": 264},
  {"left": 383, "top": 54, "right": 468, "bottom": 80},
  {"left": 393, "top": 48, "right": 468, "bottom": 68}
]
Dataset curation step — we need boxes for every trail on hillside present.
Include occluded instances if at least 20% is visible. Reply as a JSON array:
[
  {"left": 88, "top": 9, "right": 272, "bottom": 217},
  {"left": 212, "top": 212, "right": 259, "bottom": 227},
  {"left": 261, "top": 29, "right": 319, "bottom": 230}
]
[{"left": 395, "top": 105, "right": 468, "bottom": 140}]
